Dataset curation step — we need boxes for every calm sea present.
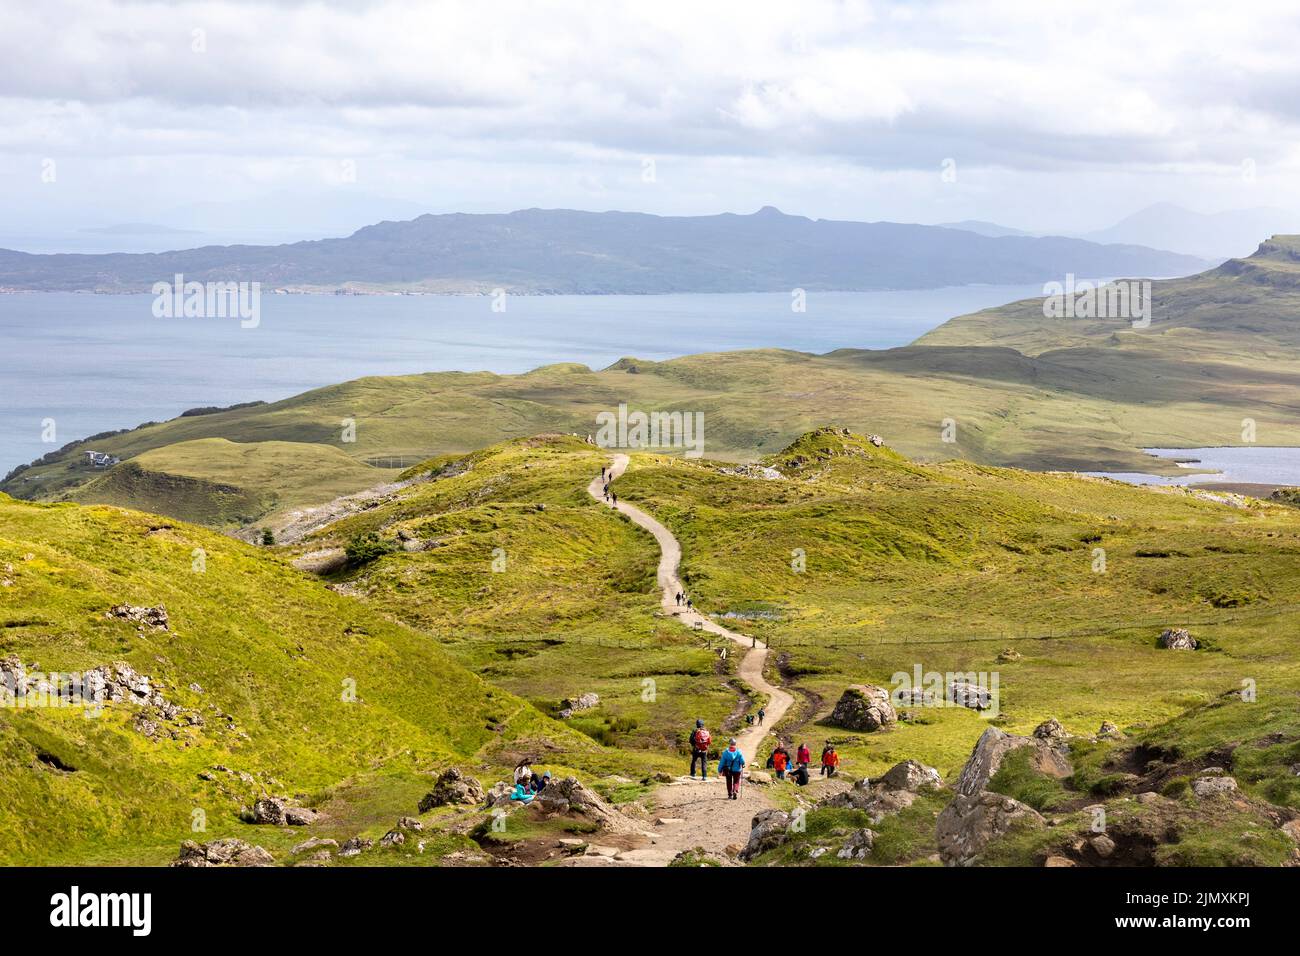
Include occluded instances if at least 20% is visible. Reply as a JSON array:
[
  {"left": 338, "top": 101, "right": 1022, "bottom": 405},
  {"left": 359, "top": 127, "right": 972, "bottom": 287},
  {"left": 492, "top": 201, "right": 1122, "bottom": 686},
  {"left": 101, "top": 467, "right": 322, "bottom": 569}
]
[
  {"left": 1087, "top": 447, "right": 1300, "bottom": 488},
  {"left": 0, "top": 285, "right": 1044, "bottom": 474}
]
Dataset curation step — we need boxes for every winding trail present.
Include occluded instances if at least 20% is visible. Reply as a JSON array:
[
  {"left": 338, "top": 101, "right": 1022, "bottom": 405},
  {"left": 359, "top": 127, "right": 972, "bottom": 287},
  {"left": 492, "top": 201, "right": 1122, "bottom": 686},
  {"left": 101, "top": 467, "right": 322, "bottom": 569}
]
[{"left": 575, "top": 454, "right": 796, "bottom": 864}]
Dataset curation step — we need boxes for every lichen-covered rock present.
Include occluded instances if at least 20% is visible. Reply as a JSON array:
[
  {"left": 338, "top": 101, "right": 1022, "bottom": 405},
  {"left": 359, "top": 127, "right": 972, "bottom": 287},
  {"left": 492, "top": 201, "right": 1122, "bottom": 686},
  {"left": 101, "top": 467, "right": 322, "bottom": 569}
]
[
  {"left": 107, "top": 604, "right": 170, "bottom": 629},
  {"left": 557, "top": 692, "right": 599, "bottom": 719},
  {"left": 1097, "top": 720, "right": 1124, "bottom": 739},
  {"left": 948, "top": 681, "right": 994, "bottom": 711},
  {"left": 1033, "top": 718, "right": 1067, "bottom": 740},
  {"left": 171, "top": 838, "right": 273, "bottom": 867},
  {"left": 533, "top": 776, "right": 618, "bottom": 825},
  {"left": 291, "top": 837, "right": 337, "bottom": 856},
  {"left": 836, "top": 828, "right": 875, "bottom": 860},
  {"left": 1158, "top": 627, "right": 1198, "bottom": 650},
  {"left": 419, "top": 767, "right": 485, "bottom": 811},
  {"left": 936, "top": 792, "right": 1044, "bottom": 866},
  {"left": 878, "top": 759, "right": 944, "bottom": 793},
  {"left": 1191, "top": 775, "right": 1238, "bottom": 798},
  {"left": 954, "top": 726, "right": 1072, "bottom": 798},
  {"left": 828, "top": 685, "right": 896, "bottom": 732},
  {"left": 739, "top": 809, "right": 791, "bottom": 861},
  {"left": 337, "top": 836, "right": 372, "bottom": 858},
  {"left": 996, "top": 648, "right": 1023, "bottom": 663}
]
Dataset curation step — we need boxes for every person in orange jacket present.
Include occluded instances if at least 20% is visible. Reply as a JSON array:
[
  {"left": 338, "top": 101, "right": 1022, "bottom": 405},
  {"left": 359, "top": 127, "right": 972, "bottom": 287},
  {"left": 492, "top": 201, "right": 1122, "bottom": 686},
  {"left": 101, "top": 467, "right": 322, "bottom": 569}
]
[
  {"left": 771, "top": 746, "right": 789, "bottom": 780},
  {"left": 821, "top": 744, "right": 840, "bottom": 778}
]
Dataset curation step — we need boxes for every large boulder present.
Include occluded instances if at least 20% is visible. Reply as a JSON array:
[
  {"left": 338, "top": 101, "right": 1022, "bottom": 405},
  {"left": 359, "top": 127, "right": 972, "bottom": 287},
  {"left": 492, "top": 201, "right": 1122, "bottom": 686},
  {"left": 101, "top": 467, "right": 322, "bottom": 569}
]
[
  {"left": 836, "top": 828, "right": 876, "bottom": 860},
  {"left": 534, "top": 777, "right": 618, "bottom": 826},
  {"left": 954, "top": 726, "right": 1072, "bottom": 797},
  {"left": 1191, "top": 775, "right": 1238, "bottom": 798},
  {"left": 1033, "top": 718, "right": 1067, "bottom": 741},
  {"left": 419, "top": 768, "right": 485, "bottom": 811},
  {"left": 739, "top": 809, "right": 791, "bottom": 861},
  {"left": 558, "top": 693, "right": 600, "bottom": 719},
  {"left": 1158, "top": 627, "right": 1198, "bottom": 650},
  {"left": 828, "top": 685, "right": 896, "bottom": 732},
  {"left": 936, "top": 792, "right": 1044, "bottom": 866},
  {"left": 878, "top": 759, "right": 944, "bottom": 793}
]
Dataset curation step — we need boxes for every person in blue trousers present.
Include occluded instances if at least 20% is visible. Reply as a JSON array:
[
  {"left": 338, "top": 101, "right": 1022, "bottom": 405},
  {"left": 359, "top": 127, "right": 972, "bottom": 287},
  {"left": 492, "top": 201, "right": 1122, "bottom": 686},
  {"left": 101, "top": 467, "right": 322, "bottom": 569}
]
[{"left": 717, "top": 738, "right": 746, "bottom": 800}]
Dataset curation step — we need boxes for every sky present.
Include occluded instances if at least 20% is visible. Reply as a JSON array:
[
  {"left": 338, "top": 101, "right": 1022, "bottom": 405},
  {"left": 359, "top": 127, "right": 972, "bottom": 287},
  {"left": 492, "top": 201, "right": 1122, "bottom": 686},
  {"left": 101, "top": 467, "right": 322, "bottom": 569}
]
[{"left": 3, "top": 0, "right": 1300, "bottom": 251}]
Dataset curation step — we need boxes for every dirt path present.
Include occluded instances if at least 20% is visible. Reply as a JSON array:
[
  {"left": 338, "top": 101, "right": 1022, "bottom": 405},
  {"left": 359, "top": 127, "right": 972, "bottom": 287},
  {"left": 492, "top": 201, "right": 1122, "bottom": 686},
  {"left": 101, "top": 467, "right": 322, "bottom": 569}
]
[{"left": 573, "top": 454, "right": 796, "bottom": 865}]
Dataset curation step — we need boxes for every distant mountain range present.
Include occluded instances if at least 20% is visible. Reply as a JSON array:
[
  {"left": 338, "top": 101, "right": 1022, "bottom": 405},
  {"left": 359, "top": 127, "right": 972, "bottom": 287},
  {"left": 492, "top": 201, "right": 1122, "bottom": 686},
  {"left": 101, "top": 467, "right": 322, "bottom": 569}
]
[
  {"left": 939, "top": 203, "right": 1295, "bottom": 260},
  {"left": 0, "top": 206, "right": 1210, "bottom": 294}
]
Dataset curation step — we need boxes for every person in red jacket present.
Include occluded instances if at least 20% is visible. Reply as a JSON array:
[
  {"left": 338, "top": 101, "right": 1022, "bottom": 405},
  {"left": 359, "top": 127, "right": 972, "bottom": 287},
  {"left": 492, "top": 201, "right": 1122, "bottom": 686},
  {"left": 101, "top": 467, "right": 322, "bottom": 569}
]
[
  {"left": 796, "top": 742, "right": 811, "bottom": 768},
  {"left": 821, "top": 744, "right": 839, "bottom": 777}
]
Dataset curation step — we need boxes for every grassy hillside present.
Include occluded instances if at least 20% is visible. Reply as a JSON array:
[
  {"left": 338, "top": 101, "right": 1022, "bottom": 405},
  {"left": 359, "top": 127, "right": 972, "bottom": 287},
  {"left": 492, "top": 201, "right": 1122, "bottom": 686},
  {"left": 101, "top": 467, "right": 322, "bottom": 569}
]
[
  {"left": 285, "top": 435, "right": 755, "bottom": 757},
  {"left": 605, "top": 429, "right": 1300, "bottom": 802},
  {"left": 0, "top": 492, "right": 627, "bottom": 865},
  {"left": 62, "top": 438, "right": 393, "bottom": 528}
]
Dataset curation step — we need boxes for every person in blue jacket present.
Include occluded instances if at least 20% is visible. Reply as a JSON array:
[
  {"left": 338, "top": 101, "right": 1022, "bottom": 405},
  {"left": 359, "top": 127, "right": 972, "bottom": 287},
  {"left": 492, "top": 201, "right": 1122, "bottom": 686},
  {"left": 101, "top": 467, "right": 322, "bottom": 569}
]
[{"left": 717, "top": 738, "right": 746, "bottom": 800}]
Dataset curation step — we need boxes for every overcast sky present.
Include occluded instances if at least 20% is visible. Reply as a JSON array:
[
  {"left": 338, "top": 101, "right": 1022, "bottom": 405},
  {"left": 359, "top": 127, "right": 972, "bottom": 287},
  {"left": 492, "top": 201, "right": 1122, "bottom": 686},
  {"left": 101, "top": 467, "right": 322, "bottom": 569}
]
[{"left": 3, "top": 0, "right": 1299, "bottom": 250}]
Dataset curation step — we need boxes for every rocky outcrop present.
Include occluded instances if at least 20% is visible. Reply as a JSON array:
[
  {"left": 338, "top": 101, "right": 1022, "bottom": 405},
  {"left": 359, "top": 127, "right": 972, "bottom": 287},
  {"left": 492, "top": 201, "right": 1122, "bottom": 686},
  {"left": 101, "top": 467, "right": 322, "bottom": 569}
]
[
  {"left": 1158, "top": 627, "right": 1198, "bottom": 650},
  {"left": 1033, "top": 717, "right": 1067, "bottom": 741},
  {"left": 954, "top": 726, "right": 1072, "bottom": 798},
  {"left": 251, "top": 796, "right": 318, "bottom": 826},
  {"left": 106, "top": 604, "right": 170, "bottom": 629},
  {"left": 534, "top": 777, "right": 618, "bottom": 826},
  {"left": 171, "top": 838, "right": 273, "bottom": 867},
  {"left": 879, "top": 759, "right": 944, "bottom": 793},
  {"left": 828, "top": 685, "right": 896, "bottom": 732},
  {"left": 418, "top": 768, "right": 485, "bottom": 811},
  {"left": 836, "top": 828, "right": 875, "bottom": 860},
  {"left": 557, "top": 692, "right": 599, "bottom": 719},
  {"left": 337, "top": 836, "right": 373, "bottom": 858},
  {"left": 1191, "top": 775, "right": 1238, "bottom": 798},
  {"left": 936, "top": 792, "right": 1044, "bottom": 866},
  {"left": 740, "top": 809, "right": 791, "bottom": 861},
  {"left": 1097, "top": 720, "right": 1123, "bottom": 739}
]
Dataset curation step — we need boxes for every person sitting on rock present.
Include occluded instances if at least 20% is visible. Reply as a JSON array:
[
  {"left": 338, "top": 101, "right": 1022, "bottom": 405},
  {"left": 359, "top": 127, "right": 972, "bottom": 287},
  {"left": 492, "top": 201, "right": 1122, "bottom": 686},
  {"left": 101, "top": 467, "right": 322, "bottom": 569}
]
[
  {"left": 530, "top": 770, "right": 551, "bottom": 793},
  {"left": 790, "top": 762, "right": 810, "bottom": 787},
  {"left": 510, "top": 782, "right": 534, "bottom": 803},
  {"left": 513, "top": 759, "right": 533, "bottom": 788}
]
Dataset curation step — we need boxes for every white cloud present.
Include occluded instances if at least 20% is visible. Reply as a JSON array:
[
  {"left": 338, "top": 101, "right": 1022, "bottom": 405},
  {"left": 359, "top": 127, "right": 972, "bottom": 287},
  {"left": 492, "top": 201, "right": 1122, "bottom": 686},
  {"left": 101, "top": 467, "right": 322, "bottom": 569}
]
[{"left": 3, "top": 0, "right": 1300, "bottom": 240}]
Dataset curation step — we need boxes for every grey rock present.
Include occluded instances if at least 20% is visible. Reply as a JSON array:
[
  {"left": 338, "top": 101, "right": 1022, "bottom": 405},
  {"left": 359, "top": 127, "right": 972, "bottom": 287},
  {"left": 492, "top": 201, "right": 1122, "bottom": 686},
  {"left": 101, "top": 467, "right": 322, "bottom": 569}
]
[
  {"left": 1191, "top": 775, "right": 1238, "bottom": 798},
  {"left": 1158, "top": 627, "right": 1198, "bottom": 650},
  {"left": 936, "top": 792, "right": 1044, "bottom": 866},
  {"left": 419, "top": 767, "right": 485, "bottom": 811},
  {"left": 739, "top": 809, "right": 791, "bottom": 861},
  {"left": 828, "top": 685, "right": 897, "bottom": 732},
  {"left": 878, "top": 759, "right": 944, "bottom": 793}
]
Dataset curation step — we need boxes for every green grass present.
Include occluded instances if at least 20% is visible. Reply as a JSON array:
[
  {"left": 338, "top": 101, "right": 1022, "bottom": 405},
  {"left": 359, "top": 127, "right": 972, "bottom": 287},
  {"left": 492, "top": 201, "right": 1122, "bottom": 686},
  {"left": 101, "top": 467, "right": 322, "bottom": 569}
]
[{"left": 0, "top": 490, "right": 634, "bottom": 865}]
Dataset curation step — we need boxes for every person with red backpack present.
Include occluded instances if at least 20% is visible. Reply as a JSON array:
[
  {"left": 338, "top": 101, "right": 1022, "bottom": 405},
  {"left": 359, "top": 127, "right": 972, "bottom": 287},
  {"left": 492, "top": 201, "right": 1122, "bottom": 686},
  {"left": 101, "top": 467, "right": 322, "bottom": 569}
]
[{"left": 689, "top": 718, "right": 712, "bottom": 779}]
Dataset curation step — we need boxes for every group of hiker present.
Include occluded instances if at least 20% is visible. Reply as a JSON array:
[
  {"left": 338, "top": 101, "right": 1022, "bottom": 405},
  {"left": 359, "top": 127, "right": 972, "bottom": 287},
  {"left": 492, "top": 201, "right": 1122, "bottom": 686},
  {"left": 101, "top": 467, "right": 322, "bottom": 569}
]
[
  {"left": 687, "top": 718, "right": 839, "bottom": 799},
  {"left": 508, "top": 760, "right": 553, "bottom": 803},
  {"left": 673, "top": 591, "right": 693, "bottom": 610},
  {"left": 598, "top": 467, "right": 618, "bottom": 508},
  {"left": 767, "top": 741, "right": 838, "bottom": 785}
]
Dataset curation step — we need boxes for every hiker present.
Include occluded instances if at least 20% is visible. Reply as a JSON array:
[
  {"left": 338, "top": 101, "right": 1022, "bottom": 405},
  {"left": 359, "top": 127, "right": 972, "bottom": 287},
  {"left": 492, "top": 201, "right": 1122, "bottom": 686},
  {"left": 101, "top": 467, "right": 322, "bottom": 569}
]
[
  {"left": 752, "top": 636, "right": 757, "bottom": 648},
  {"left": 821, "top": 745, "right": 839, "bottom": 778},
  {"left": 771, "top": 745, "right": 789, "bottom": 780},
  {"left": 745, "top": 713, "right": 754, "bottom": 726},
  {"left": 513, "top": 759, "right": 533, "bottom": 787},
  {"left": 611, "top": 492, "right": 618, "bottom": 507},
  {"left": 717, "top": 738, "right": 746, "bottom": 800},
  {"left": 686, "top": 597, "right": 692, "bottom": 610},
  {"left": 758, "top": 707, "right": 766, "bottom": 725},
  {"left": 510, "top": 782, "right": 535, "bottom": 803},
  {"left": 689, "top": 718, "right": 712, "bottom": 779},
  {"left": 796, "top": 743, "right": 811, "bottom": 768},
  {"left": 675, "top": 591, "right": 683, "bottom": 606},
  {"left": 790, "top": 762, "right": 810, "bottom": 787},
  {"left": 530, "top": 769, "right": 552, "bottom": 792}
]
